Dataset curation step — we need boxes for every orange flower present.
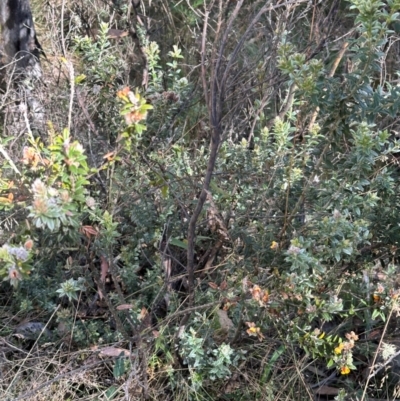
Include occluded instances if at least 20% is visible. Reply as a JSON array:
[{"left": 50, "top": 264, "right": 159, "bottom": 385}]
[
  {"left": 24, "top": 239, "right": 34, "bottom": 250},
  {"left": 250, "top": 285, "right": 269, "bottom": 306},
  {"left": 340, "top": 366, "right": 350, "bottom": 375},
  {"left": 124, "top": 110, "right": 147, "bottom": 125},
  {"left": 373, "top": 294, "right": 382, "bottom": 304},
  {"left": 117, "top": 87, "right": 130, "bottom": 99},
  {"left": 22, "top": 146, "right": 40, "bottom": 167},
  {"left": 250, "top": 285, "right": 262, "bottom": 301}
]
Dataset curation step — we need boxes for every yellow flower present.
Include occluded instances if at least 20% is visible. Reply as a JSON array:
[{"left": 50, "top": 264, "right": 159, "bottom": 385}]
[
  {"left": 247, "top": 326, "right": 258, "bottom": 334},
  {"left": 245, "top": 322, "right": 265, "bottom": 340},
  {"left": 334, "top": 343, "right": 344, "bottom": 355},
  {"left": 340, "top": 366, "right": 350, "bottom": 375},
  {"left": 270, "top": 241, "right": 279, "bottom": 250}
]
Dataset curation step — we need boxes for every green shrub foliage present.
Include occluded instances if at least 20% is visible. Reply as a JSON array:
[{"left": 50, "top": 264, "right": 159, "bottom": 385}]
[{"left": 2, "top": 0, "right": 400, "bottom": 399}]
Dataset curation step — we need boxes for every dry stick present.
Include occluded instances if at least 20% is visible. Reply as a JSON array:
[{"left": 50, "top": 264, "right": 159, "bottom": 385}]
[
  {"left": 181, "top": 1, "right": 238, "bottom": 328},
  {"left": 105, "top": 254, "right": 149, "bottom": 399},
  {"left": 168, "top": 301, "right": 221, "bottom": 320},
  {"left": 309, "top": 0, "right": 317, "bottom": 42},
  {"left": 64, "top": 59, "right": 75, "bottom": 133},
  {"left": 217, "top": 0, "right": 245, "bottom": 97},
  {"left": 59, "top": 0, "right": 74, "bottom": 132},
  {"left": 60, "top": 0, "right": 67, "bottom": 58},
  {"left": 76, "top": 89, "right": 100, "bottom": 136},
  {"left": 185, "top": 122, "right": 221, "bottom": 311},
  {"left": 278, "top": 136, "right": 331, "bottom": 239},
  {"left": 200, "top": 3, "right": 210, "bottom": 109},
  {"left": 0, "top": 144, "right": 20, "bottom": 176}
]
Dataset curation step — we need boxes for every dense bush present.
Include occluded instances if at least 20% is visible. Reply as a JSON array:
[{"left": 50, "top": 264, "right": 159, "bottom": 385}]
[{"left": 2, "top": 0, "right": 400, "bottom": 400}]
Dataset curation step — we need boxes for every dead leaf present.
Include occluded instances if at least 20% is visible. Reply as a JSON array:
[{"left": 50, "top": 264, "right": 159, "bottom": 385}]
[
  {"left": 220, "top": 280, "right": 227, "bottom": 291},
  {"left": 99, "top": 347, "right": 130, "bottom": 358},
  {"left": 216, "top": 309, "right": 234, "bottom": 331},
  {"left": 116, "top": 304, "right": 134, "bottom": 310},
  {"left": 367, "top": 329, "right": 382, "bottom": 340},
  {"left": 100, "top": 256, "right": 109, "bottom": 283},
  {"left": 138, "top": 307, "right": 148, "bottom": 321},
  {"left": 103, "top": 151, "right": 116, "bottom": 161},
  {"left": 81, "top": 225, "right": 99, "bottom": 238},
  {"left": 208, "top": 282, "right": 218, "bottom": 290},
  {"left": 97, "top": 256, "right": 110, "bottom": 300}
]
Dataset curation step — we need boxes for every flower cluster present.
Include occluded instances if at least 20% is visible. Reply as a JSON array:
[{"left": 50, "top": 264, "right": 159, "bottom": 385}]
[
  {"left": 117, "top": 87, "right": 153, "bottom": 126},
  {"left": 0, "top": 239, "right": 34, "bottom": 287},
  {"left": 28, "top": 179, "right": 75, "bottom": 230},
  {"left": 250, "top": 284, "right": 269, "bottom": 306},
  {"left": 332, "top": 331, "right": 359, "bottom": 375}
]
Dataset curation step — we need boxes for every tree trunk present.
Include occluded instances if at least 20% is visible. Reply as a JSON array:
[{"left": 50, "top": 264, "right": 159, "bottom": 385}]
[{"left": 0, "top": 0, "right": 41, "bottom": 75}]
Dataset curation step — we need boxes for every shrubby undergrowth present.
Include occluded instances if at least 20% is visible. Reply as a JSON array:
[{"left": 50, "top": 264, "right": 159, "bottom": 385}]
[{"left": 2, "top": 0, "right": 400, "bottom": 400}]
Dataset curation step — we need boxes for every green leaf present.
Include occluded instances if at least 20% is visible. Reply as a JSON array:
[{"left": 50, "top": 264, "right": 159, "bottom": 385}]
[
  {"left": 113, "top": 355, "right": 127, "bottom": 378},
  {"left": 74, "top": 74, "right": 86, "bottom": 84},
  {"left": 261, "top": 345, "right": 286, "bottom": 383},
  {"left": 170, "top": 237, "right": 188, "bottom": 250},
  {"left": 105, "top": 385, "right": 118, "bottom": 400},
  {"left": 161, "top": 185, "right": 169, "bottom": 199}
]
